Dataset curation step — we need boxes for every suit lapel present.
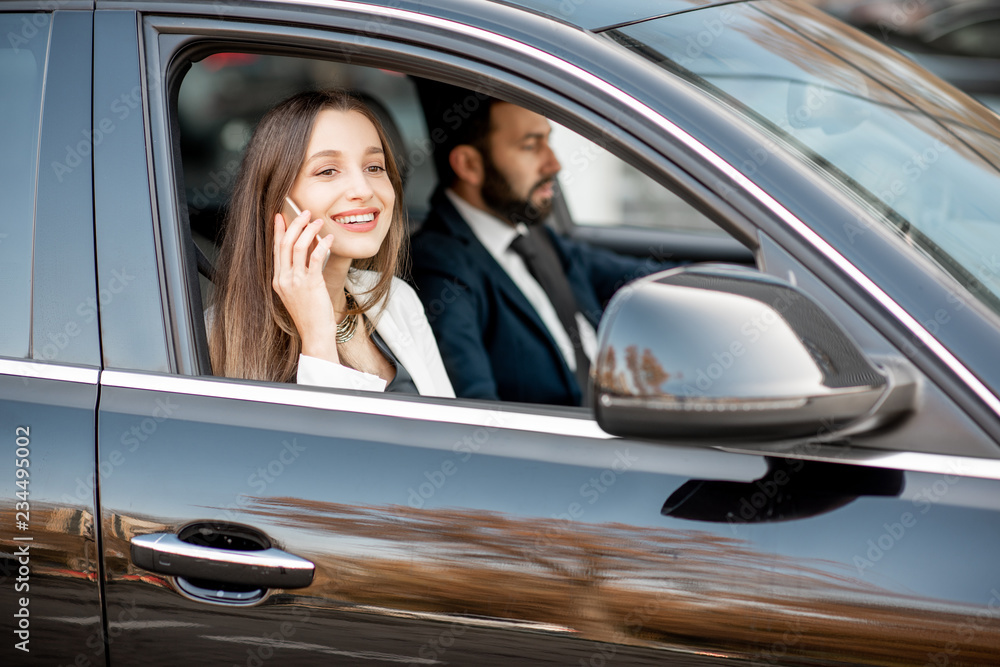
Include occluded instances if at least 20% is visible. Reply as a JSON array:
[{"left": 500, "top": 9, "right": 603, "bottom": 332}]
[
  {"left": 347, "top": 270, "right": 435, "bottom": 395},
  {"left": 427, "top": 191, "right": 580, "bottom": 401},
  {"left": 428, "top": 190, "right": 565, "bottom": 351}
]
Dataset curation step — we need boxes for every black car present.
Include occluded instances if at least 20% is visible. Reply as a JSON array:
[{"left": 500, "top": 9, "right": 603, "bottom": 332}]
[{"left": 3, "top": 0, "right": 1000, "bottom": 664}]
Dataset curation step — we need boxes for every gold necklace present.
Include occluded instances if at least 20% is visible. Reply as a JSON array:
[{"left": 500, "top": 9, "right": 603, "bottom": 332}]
[{"left": 336, "top": 291, "right": 359, "bottom": 344}]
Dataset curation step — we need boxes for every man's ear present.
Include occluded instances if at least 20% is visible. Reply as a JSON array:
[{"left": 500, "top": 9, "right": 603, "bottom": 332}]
[{"left": 449, "top": 145, "right": 485, "bottom": 187}]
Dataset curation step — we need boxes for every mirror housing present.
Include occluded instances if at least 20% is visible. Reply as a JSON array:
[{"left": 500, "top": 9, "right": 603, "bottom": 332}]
[{"left": 593, "top": 265, "right": 916, "bottom": 441}]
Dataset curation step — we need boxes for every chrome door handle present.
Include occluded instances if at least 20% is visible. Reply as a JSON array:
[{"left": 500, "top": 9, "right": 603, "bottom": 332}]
[{"left": 130, "top": 533, "right": 314, "bottom": 589}]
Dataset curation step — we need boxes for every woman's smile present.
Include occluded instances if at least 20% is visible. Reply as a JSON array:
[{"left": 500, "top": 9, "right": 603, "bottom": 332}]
[{"left": 331, "top": 207, "right": 380, "bottom": 232}]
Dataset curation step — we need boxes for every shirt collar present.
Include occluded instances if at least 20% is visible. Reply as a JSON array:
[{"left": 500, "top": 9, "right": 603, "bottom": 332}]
[{"left": 445, "top": 189, "right": 525, "bottom": 257}]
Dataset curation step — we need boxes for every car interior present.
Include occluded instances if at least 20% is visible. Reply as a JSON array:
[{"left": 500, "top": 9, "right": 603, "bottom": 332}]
[{"left": 177, "top": 51, "right": 757, "bottom": 401}]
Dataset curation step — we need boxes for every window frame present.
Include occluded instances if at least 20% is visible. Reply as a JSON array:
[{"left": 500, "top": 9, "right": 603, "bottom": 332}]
[{"left": 142, "top": 9, "right": 759, "bottom": 382}]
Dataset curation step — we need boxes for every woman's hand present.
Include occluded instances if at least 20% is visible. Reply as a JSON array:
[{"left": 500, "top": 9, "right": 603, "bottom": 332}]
[{"left": 272, "top": 210, "right": 339, "bottom": 362}]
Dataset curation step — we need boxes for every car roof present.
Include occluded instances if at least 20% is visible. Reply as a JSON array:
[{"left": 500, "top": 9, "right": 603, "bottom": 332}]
[
  {"left": 89, "top": 0, "right": 739, "bottom": 33},
  {"left": 492, "top": 0, "right": 737, "bottom": 31}
]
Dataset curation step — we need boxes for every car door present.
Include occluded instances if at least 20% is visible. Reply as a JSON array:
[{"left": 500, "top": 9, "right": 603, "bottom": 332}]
[
  {"left": 92, "top": 2, "right": 1000, "bottom": 665},
  {"left": 0, "top": 7, "right": 105, "bottom": 665}
]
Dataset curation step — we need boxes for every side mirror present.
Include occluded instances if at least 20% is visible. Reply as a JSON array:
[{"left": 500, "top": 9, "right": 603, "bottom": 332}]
[{"left": 593, "top": 265, "right": 917, "bottom": 441}]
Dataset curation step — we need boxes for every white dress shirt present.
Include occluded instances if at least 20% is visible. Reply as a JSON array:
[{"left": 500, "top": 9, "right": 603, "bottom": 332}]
[
  {"left": 297, "top": 270, "right": 455, "bottom": 397},
  {"left": 446, "top": 190, "right": 597, "bottom": 371}
]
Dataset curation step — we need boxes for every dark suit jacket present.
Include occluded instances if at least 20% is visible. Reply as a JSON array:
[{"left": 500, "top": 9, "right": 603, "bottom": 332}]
[{"left": 409, "top": 189, "right": 674, "bottom": 406}]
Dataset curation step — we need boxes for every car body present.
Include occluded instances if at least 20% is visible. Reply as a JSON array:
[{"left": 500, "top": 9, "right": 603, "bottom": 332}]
[{"left": 2, "top": 0, "right": 1000, "bottom": 665}]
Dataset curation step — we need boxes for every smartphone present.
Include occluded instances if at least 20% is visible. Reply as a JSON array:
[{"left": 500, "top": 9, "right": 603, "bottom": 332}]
[
  {"left": 284, "top": 196, "right": 329, "bottom": 269},
  {"left": 282, "top": 195, "right": 303, "bottom": 222}
]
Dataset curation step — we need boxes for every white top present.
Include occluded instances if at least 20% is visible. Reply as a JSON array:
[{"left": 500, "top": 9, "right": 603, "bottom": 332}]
[
  {"left": 447, "top": 190, "right": 597, "bottom": 371},
  {"left": 296, "top": 270, "right": 455, "bottom": 397}
]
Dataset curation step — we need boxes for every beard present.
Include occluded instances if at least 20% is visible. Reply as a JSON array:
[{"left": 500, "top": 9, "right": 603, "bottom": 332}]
[{"left": 480, "top": 153, "right": 554, "bottom": 227}]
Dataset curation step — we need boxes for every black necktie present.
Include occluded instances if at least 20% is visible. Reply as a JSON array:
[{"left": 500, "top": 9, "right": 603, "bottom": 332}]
[{"left": 509, "top": 228, "right": 591, "bottom": 395}]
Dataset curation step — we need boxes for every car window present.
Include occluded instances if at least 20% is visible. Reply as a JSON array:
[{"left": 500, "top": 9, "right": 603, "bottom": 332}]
[
  {"left": 173, "top": 43, "right": 754, "bottom": 407},
  {"left": 0, "top": 13, "right": 49, "bottom": 358},
  {"left": 551, "top": 123, "right": 728, "bottom": 237}
]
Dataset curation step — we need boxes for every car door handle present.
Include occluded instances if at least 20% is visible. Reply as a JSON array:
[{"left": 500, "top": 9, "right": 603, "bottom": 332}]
[{"left": 130, "top": 533, "right": 315, "bottom": 589}]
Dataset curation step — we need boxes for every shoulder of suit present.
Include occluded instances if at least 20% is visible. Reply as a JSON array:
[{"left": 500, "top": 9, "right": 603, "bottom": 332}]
[
  {"left": 411, "top": 232, "right": 479, "bottom": 277},
  {"left": 411, "top": 219, "right": 469, "bottom": 248}
]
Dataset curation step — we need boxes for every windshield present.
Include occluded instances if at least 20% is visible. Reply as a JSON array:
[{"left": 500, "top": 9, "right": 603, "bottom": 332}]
[{"left": 607, "top": 0, "right": 1000, "bottom": 317}]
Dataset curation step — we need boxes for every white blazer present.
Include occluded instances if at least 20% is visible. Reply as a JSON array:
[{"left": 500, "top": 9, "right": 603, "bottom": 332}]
[{"left": 296, "top": 270, "right": 455, "bottom": 398}]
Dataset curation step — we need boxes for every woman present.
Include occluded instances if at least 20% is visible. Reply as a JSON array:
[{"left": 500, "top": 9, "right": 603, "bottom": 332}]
[{"left": 209, "top": 90, "right": 454, "bottom": 397}]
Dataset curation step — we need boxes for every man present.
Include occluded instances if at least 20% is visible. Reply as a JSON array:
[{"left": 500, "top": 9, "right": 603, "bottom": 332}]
[{"left": 410, "top": 92, "right": 676, "bottom": 406}]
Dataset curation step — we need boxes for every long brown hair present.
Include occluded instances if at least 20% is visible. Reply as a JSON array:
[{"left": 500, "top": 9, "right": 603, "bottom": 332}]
[{"left": 209, "top": 90, "right": 407, "bottom": 382}]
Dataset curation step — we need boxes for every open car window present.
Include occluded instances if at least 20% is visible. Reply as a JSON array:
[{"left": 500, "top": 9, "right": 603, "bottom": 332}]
[{"left": 176, "top": 51, "right": 748, "bottom": 404}]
